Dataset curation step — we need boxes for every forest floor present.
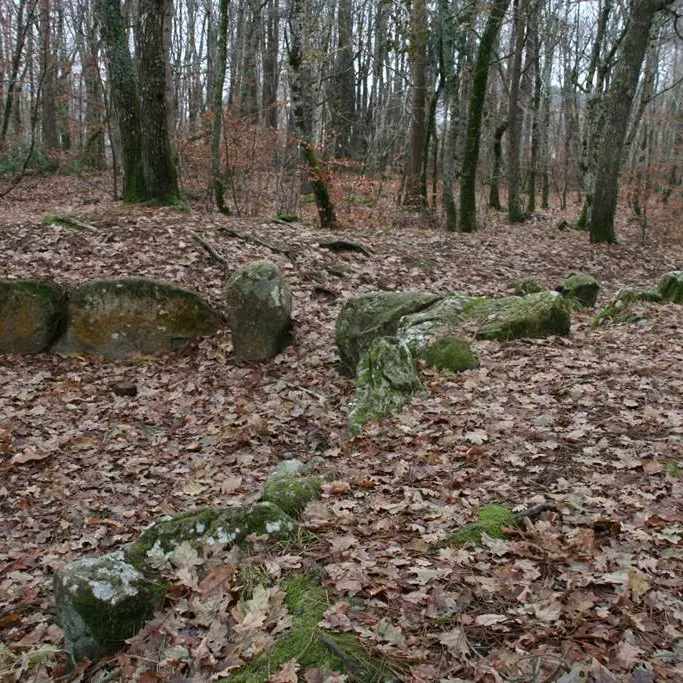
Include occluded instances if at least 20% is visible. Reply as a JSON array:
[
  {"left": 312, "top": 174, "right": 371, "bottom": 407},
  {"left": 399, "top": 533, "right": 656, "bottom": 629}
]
[{"left": 0, "top": 173, "right": 682, "bottom": 682}]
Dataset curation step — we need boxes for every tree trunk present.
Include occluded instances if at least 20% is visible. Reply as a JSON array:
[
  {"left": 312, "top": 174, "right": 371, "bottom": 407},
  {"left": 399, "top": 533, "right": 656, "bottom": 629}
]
[
  {"left": 287, "top": 0, "right": 337, "bottom": 229},
  {"left": 332, "top": 0, "right": 355, "bottom": 157},
  {"left": 589, "top": 0, "right": 673, "bottom": 243},
  {"left": 404, "top": 0, "right": 427, "bottom": 207},
  {"left": 136, "top": 0, "right": 179, "bottom": 203},
  {"left": 97, "top": 0, "right": 146, "bottom": 201},
  {"left": 489, "top": 120, "right": 508, "bottom": 210},
  {"left": 212, "top": 0, "right": 230, "bottom": 213},
  {"left": 459, "top": 0, "right": 511, "bottom": 232},
  {"left": 262, "top": 0, "right": 279, "bottom": 127},
  {"left": 507, "top": 0, "right": 526, "bottom": 223},
  {"left": 39, "top": 0, "right": 59, "bottom": 150}
]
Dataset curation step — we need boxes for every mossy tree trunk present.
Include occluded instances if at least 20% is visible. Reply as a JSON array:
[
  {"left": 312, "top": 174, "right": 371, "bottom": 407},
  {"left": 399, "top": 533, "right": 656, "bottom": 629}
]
[
  {"left": 506, "top": 0, "right": 526, "bottom": 223},
  {"left": 459, "top": 0, "right": 511, "bottom": 232},
  {"left": 97, "top": 0, "right": 146, "bottom": 202},
  {"left": 589, "top": 0, "right": 673, "bottom": 243},
  {"left": 489, "top": 119, "right": 508, "bottom": 210},
  {"left": 136, "top": 0, "right": 179, "bottom": 204},
  {"left": 287, "top": 0, "right": 337, "bottom": 229},
  {"left": 211, "top": 0, "right": 230, "bottom": 213}
]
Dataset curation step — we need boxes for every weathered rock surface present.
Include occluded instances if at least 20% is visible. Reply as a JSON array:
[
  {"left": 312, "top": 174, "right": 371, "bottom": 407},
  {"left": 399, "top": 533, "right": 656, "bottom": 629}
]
[
  {"left": 658, "top": 270, "right": 683, "bottom": 303},
  {"left": 472, "top": 290, "right": 571, "bottom": 340},
  {"left": 54, "top": 278, "right": 222, "bottom": 357},
  {"left": 335, "top": 291, "right": 441, "bottom": 373},
  {"left": 0, "top": 279, "right": 66, "bottom": 354},
  {"left": 263, "top": 474, "right": 323, "bottom": 517},
  {"left": 593, "top": 287, "right": 663, "bottom": 326},
  {"left": 225, "top": 260, "right": 292, "bottom": 361},
  {"left": 556, "top": 272, "right": 600, "bottom": 308},
  {"left": 124, "top": 503, "right": 298, "bottom": 575},
  {"left": 348, "top": 337, "right": 423, "bottom": 435},
  {"left": 508, "top": 277, "right": 547, "bottom": 296},
  {"left": 421, "top": 336, "right": 479, "bottom": 372},
  {"left": 53, "top": 552, "right": 165, "bottom": 662}
]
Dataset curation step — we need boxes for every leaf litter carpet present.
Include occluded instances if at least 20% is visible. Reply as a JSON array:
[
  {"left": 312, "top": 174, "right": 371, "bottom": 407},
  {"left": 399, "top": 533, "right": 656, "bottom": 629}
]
[{"left": 0, "top": 176, "right": 682, "bottom": 681}]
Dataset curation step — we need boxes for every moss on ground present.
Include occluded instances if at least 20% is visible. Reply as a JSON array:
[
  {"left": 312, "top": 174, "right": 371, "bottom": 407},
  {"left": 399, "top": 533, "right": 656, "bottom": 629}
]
[
  {"left": 441, "top": 505, "right": 516, "bottom": 547},
  {"left": 226, "top": 574, "right": 402, "bottom": 682},
  {"left": 421, "top": 337, "right": 479, "bottom": 372}
]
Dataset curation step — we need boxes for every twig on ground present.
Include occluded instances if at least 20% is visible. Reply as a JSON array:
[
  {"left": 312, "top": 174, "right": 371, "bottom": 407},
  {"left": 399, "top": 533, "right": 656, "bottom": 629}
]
[
  {"left": 217, "top": 226, "right": 297, "bottom": 260},
  {"left": 187, "top": 229, "right": 230, "bottom": 270}
]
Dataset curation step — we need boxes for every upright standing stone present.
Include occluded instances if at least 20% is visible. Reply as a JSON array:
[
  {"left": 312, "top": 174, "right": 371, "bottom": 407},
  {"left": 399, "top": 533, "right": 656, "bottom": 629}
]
[
  {"left": 0, "top": 279, "right": 66, "bottom": 353},
  {"left": 225, "top": 260, "right": 292, "bottom": 361}
]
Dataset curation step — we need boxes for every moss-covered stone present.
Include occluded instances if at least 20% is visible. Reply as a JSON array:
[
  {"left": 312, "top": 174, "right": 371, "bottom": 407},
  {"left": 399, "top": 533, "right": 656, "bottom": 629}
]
[
  {"left": 472, "top": 291, "right": 571, "bottom": 341},
  {"left": 53, "top": 552, "right": 166, "bottom": 662},
  {"left": 592, "top": 287, "right": 663, "bottom": 326},
  {"left": 508, "top": 277, "right": 547, "bottom": 296},
  {"left": 53, "top": 278, "right": 222, "bottom": 357},
  {"left": 421, "top": 336, "right": 479, "bottom": 372},
  {"left": 348, "top": 337, "right": 423, "bottom": 436},
  {"left": 225, "top": 574, "right": 401, "bottom": 682},
  {"left": 225, "top": 260, "right": 292, "bottom": 361},
  {"left": 658, "top": 270, "right": 683, "bottom": 303},
  {"left": 335, "top": 291, "right": 442, "bottom": 373},
  {"left": 124, "top": 503, "right": 298, "bottom": 574},
  {"left": 0, "top": 279, "right": 66, "bottom": 353},
  {"left": 441, "top": 505, "right": 516, "bottom": 547},
  {"left": 262, "top": 476, "right": 323, "bottom": 517},
  {"left": 556, "top": 272, "right": 600, "bottom": 308}
]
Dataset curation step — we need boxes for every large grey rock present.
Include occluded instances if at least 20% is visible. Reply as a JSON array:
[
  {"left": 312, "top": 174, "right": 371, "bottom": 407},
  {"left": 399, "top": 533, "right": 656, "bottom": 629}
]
[
  {"left": 54, "top": 552, "right": 165, "bottom": 662},
  {"left": 348, "top": 337, "right": 423, "bottom": 435},
  {"left": 225, "top": 260, "right": 292, "bottom": 361},
  {"left": 0, "top": 279, "right": 66, "bottom": 353},
  {"left": 556, "top": 272, "right": 600, "bottom": 308},
  {"left": 658, "top": 270, "right": 683, "bottom": 303},
  {"left": 54, "top": 278, "right": 222, "bottom": 357},
  {"left": 124, "top": 503, "right": 298, "bottom": 575},
  {"left": 335, "top": 291, "right": 441, "bottom": 373}
]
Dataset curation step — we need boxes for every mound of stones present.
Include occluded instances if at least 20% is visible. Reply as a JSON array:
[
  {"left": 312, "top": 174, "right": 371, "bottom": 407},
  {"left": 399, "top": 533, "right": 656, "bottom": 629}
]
[{"left": 0, "top": 260, "right": 292, "bottom": 360}]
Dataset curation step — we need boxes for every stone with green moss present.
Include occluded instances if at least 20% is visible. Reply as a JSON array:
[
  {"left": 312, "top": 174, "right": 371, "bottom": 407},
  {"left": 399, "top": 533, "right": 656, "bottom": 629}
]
[
  {"left": 420, "top": 336, "right": 478, "bottom": 372},
  {"left": 658, "top": 271, "right": 683, "bottom": 303},
  {"left": 225, "top": 574, "right": 401, "bottom": 682},
  {"left": 508, "top": 277, "right": 547, "bottom": 296},
  {"left": 592, "top": 287, "right": 663, "bottom": 326},
  {"left": 348, "top": 337, "right": 423, "bottom": 436},
  {"left": 124, "top": 503, "right": 298, "bottom": 574},
  {"left": 335, "top": 291, "right": 442, "bottom": 373},
  {"left": 556, "top": 272, "right": 600, "bottom": 308},
  {"left": 225, "top": 260, "right": 292, "bottom": 361},
  {"left": 471, "top": 291, "right": 571, "bottom": 340},
  {"left": 53, "top": 551, "right": 166, "bottom": 662},
  {"left": 262, "top": 475, "right": 323, "bottom": 517},
  {"left": 0, "top": 279, "right": 66, "bottom": 354},
  {"left": 441, "top": 505, "right": 516, "bottom": 547},
  {"left": 53, "top": 278, "right": 222, "bottom": 357}
]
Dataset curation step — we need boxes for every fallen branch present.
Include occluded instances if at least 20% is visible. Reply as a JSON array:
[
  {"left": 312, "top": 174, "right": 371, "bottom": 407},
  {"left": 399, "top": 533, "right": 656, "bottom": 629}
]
[
  {"left": 317, "top": 239, "right": 373, "bottom": 257},
  {"left": 42, "top": 213, "right": 100, "bottom": 234},
  {"left": 187, "top": 229, "right": 229, "bottom": 269},
  {"left": 217, "top": 226, "right": 296, "bottom": 259}
]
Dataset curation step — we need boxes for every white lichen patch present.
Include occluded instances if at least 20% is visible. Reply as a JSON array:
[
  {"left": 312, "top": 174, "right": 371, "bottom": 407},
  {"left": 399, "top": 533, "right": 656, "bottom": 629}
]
[
  {"left": 265, "top": 521, "right": 282, "bottom": 534},
  {"left": 63, "top": 553, "right": 145, "bottom": 605}
]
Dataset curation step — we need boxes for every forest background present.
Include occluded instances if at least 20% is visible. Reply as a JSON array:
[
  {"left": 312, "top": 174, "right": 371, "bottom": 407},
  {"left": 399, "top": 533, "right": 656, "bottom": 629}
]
[{"left": 0, "top": 0, "right": 683, "bottom": 680}]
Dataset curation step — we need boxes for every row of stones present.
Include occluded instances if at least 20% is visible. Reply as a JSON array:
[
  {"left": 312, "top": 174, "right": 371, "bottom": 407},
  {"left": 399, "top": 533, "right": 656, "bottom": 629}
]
[{"left": 0, "top": 260, "right": 291, "bottom": 360}]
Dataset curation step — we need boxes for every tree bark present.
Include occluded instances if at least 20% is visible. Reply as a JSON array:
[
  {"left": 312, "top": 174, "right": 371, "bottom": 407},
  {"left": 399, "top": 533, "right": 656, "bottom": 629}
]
[
  {"left": 589, "top": 0, "right": 673, "bottom": 243},
  {"left": 136, "top": 0, "right": 179, "bottom": 203},
  {"left": 459, "top": 0, "right": 511, "bottom": 232},
  {"left": 211, "top": 0, "right": 230, "bottom": 213},
  {"left": 507, "top": 0, "right": 526, "bottom": 223}
]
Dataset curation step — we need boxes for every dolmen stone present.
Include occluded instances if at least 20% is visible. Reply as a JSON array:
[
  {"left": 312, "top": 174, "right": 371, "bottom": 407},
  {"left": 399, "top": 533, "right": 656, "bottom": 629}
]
[
  {"left": 0, "top": 279, "right": 66, "bottom": 353},
  {"left": 53, "top": 278, "right": 222, "bottom": 357},
  {"left": 556, "top": 272, "right": 600, "bottom": 308},
  {"left": 659, "top": 270, "right": 683, "bottom": 303},
  {"left": 53, "top": 552, "right": 165, "bottom": 662},
  {"left": 225, "top": 260, "right": 292, "bottom": 361}
]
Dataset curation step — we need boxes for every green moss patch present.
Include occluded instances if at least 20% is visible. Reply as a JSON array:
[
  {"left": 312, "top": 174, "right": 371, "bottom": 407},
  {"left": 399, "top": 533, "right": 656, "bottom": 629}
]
[
  {"left": 593, "top": 287, "right": 663, "bottom": 326},
  {"left": 263, "top": 476, "right": 323, "bottom": 517},
  {"left": 421, "top": 336, "right": 478, "bottom": 372},
  {"left": 226, "top": 574, "right": 402, "bottom": 682},
  {"left": 508, "top": 277, "right": 547, "bottom": 296},
  {"left": 658, "top": 271, "right": 683, "bottom": 303},
  {"left": 441, "top": 505, "right": 516, "bottom": 547}
]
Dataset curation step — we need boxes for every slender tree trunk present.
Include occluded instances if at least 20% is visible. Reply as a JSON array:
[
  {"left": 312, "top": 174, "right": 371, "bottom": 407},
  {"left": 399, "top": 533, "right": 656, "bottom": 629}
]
[
  {"left": 332, "top": 0, "right": 355, "bottom": 156},
  {"left": 287, "top": 0, "right": 337, "bottom": 228},
  {"left": 262, "top": 0, "right": 279, "bottom": 127},
  {"left": 136, "top": 0, "right": 179, "bottom": 203},
  {"left": 97, "top": 0, "right": 146, "bottom": 201},
  {"left": 527, "top": 6, "right": 540, "bottom": 213},
  {"left": 459, "top": 0, "right": 511, "bottom": 232},
  {"left": 507, "top": 0, "right": 526, "bottom": 222},
  {"left": 404, "top": 0, "right": 427, "bottom": 206},
  {"left": 39, "top": 0, "right": 59, "bottom": 149},
  {"left": 589, "top": 0, "right": 673, "bottom": 243},
  {"left": 212, "top": 0, "right": 230, "bottom": 213},
  {"left": 489, "top": 120, "right": 508, "bottom": 210}
]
